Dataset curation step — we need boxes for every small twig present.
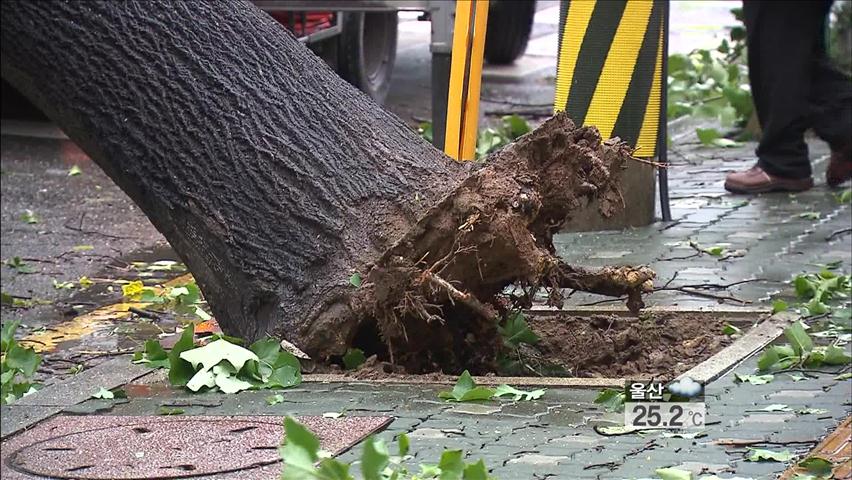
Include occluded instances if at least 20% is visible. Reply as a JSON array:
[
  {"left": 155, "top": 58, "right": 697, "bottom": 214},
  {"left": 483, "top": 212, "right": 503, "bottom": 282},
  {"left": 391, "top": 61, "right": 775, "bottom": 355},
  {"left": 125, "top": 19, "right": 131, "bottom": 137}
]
[
  {"left": 64, "top": 212, "right": 133, "bottom": 240},
  {"left": 71, "top": 349, "right": 134, "bottom": 359},
  {"left": 20, "top": 257, "right": 57, "bottom": 264},
  {"left": 128, "top": 307, "right": 163, "bottom": 320},
  {"left": 657, "top": 252, "right": 701, "bottom": 261},
  {"left": 626, "top": 156, "right": 668, "bottom": 168},
  {"left": 657, "top": 286, "right": 751, "bottom": 304},
  {"left": 826, "top": 227, "right": 852, "bottom": 242},
  {"left": 671, "top": 278, "right": 765, "bottom": 290}
]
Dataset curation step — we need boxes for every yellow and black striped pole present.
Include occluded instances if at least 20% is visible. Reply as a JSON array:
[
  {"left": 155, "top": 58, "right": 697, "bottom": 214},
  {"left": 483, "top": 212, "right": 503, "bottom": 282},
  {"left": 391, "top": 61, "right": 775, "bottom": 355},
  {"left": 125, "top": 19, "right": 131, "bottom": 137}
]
[
  {"left": 445, "top": 0, "right": 489, "bottom": 161},
  {"left": 554, "top": 0, "right": 670, "bottom": 220}
]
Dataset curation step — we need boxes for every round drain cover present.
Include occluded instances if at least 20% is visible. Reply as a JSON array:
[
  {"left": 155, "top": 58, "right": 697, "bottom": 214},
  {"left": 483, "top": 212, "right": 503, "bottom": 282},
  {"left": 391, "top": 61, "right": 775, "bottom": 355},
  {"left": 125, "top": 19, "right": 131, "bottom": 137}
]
[{"left": 9, "top": 419, "right": 283, "bottom": 479}]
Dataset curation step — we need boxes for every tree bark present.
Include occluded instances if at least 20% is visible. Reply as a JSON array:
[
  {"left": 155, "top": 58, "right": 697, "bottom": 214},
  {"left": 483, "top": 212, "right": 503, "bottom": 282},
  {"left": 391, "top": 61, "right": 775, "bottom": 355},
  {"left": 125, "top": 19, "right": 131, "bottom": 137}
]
[{"left": 1, "top": 0, "right": 653, "bottom": 372}]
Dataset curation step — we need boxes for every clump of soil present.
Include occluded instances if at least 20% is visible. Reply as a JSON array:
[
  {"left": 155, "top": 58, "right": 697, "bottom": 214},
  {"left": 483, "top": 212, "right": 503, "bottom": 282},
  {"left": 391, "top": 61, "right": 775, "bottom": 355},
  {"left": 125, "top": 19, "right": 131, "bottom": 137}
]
[
  {"left": 327, "top": 312, "right": 735, "bottom": 381},
  {"left": 529, "top": 312, "right": 733, "bottom": 379}
]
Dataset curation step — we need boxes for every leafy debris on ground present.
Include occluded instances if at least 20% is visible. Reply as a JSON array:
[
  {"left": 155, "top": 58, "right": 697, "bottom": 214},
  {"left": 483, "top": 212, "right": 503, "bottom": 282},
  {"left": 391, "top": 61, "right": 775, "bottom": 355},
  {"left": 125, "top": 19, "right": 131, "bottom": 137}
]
[
  {"left": 280, "top": 417, "right": 494, "bottom": 480},
  {"left": 133, "top": 329, "right": 302, "bottom": 394},
  {"left": 1, "top": 320, "right": 41, "bottom": 404}
]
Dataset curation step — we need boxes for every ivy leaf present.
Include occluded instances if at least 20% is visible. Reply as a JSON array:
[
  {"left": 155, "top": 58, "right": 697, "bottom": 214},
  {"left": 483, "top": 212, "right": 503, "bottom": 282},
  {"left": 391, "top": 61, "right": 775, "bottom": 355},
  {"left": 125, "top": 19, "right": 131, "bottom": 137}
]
[
  {"left": 185, "top": 367, "right": 216, "bottom": 392},
  {"left": 20, "top": 210, "right": 39, "bottom": 224},
  {"left": 280, "top": 417, "right": 321, "bottom": 480},
  {"left": 501, "top": 114, "right": 530, "bottom": 138},
  {"left": 784, "top": 322, "right": 813, "bottom": 356},
  {"left": 5, "top": 343, "right": 41, "bottom": 377},
  {"left": 438, "top": 370, "right": 496, "bottom": 402},
  {"left": 760, "top": 404, "right": 792, "bottom": 412},
  {"left": 798, "top": 456, "right": 833, "bottom": 476},
  {"left": 132, "top": 339, "right": 170, "bottom": 369},
  {"left": 266, "top": 366, "right": 300, "bottom": 389},
  {"left": 655, "top": 467, "right": 693, "bottom": 480},
  {"left": 722, "top": 323, "right": 742, "bottom": 336},
  {"left": 397, "top": 433, "right": 410, "bottom": 457},
  {"left": 167, "top": 328, "right": 197, "bottom": 387},
  {"left": 316, "top": 459, "right": 352, "bottom": 480},
  {"left": 249, "top": 338, "right": 282, "bottom": 366},
  {"left": 797, "top": 408, "right": 829, "bottom": 415},
  {"left": 361, "top": 436, "right": 389, "bottom": 480},
  {"left": 342, "top": 348, "right": 367, "bottom": 370},
  {"left": 213, "top": 370, "right": 253, "bottom": 394},
  {"left": 437, "top": 450, "right": 465, "bottom": 479},
  {"left": 179, "top": 339, "right": 259, "bottom": 372},
  {"left": 745, "top": 448, "right": 793, "bottom": 462},
  {"left": 735, "top": 373, "right": 774, "bottom": 385},
  {"left": 6, "top": 257, "right": 34, "bottom": 274},
  {"left": 819, "top": 345, "right": 851, "bottom": 365},
  {"left": 463, "top": 459, "right": 490, "bottom": 480},
  {"left": 1, "top": 319, "right": 21, "bottom": 352},
  {"left": 696, "top": 128, "right": 721, "bottom": 145},
  {"left": 91, "top": 387, "right": 114, "bottom": 399},
  {"left": 771, "top": 300, "right": 789, "bottom": 313},
  {"left": 594, "top": 388, "right": 626, "bottom": 412},
  {"left": 757, "top": 345, "right": 798, "bottom": 372},
  {"left": 493, "top": 384, "right": 545, "bottom": 401},
  {"left": 498, "top": 311, "right": 539, "bottom": 348}
]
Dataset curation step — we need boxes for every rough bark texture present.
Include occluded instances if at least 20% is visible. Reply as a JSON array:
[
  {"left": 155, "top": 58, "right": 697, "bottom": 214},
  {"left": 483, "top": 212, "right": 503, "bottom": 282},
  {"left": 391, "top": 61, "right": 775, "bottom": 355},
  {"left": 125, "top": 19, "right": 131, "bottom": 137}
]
[{"left": 1, "top": 0, "right": 653, "bottom": 372}]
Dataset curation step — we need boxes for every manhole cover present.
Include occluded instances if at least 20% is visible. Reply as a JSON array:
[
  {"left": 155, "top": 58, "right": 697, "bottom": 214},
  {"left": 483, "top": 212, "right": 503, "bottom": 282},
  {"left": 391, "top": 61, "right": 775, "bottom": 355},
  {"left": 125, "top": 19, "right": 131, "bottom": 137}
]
[{"left": 1, "top": 415, "right": 392, "bottom": 480}]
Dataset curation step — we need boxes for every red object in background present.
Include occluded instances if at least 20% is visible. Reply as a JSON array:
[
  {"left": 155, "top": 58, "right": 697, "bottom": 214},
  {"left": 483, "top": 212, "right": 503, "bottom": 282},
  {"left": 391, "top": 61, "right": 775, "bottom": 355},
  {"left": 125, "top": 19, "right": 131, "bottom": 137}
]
[{"left": 266, "top": 12, "right": 334, "bottom": 37}]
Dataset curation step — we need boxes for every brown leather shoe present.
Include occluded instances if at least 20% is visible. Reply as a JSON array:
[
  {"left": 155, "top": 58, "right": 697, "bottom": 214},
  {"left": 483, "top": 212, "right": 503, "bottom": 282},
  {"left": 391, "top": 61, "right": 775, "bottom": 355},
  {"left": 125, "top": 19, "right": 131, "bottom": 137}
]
[
  {"left": 724, "top": 165, "right": 814, "bottom": 194},
  {"left": 827, "top": 143, "right": 852, "bottom": 188}
]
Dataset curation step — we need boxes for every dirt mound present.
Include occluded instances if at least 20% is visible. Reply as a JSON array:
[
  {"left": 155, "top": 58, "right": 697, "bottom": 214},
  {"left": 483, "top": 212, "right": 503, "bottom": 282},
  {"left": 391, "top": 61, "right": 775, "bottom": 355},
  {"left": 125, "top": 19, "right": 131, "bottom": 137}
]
[{"left": 531, "top": 312, "right": 731, "bottom": 379}]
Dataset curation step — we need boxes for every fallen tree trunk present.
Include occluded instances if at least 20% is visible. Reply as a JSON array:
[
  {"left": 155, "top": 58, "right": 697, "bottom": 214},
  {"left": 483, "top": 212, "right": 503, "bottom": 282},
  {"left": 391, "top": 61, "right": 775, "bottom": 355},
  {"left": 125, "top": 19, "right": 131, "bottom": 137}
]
[{"left": 1, "top": 0, "right": 654, "bottom": 372}]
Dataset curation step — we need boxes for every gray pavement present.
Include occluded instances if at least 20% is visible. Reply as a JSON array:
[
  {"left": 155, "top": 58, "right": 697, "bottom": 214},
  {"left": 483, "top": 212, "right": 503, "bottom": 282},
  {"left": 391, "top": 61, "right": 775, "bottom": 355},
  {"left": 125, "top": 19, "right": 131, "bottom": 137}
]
[{"left": 2, "top": 3, "right": 852, "bottom": 479}]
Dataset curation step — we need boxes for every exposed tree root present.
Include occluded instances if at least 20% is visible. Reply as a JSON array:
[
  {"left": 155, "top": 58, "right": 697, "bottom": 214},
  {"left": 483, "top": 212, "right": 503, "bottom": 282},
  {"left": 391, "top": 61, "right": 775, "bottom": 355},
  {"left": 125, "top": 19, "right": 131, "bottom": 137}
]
[{"left": 302, "top": 114, "right": 657, "bottom": 373}]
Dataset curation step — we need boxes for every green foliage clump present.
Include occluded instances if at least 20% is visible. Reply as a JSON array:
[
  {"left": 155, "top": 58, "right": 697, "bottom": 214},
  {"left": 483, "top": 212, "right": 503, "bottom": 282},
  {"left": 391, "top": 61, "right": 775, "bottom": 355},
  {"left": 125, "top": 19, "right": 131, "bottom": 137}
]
[
  {"left": 1, "top": 320, "right": 41, "bottom": 404},
  {"left": 667, "top": 8, "right": 754, "bottom": 144},
  {"left": 417, "top": 114, "right": 531, "bottom": 160},
  {"left": 133, "top": 329, "right": 302, "bottom": 394},
  {"left": 280, "top": 417, "right": 495, "bottom": 479}
]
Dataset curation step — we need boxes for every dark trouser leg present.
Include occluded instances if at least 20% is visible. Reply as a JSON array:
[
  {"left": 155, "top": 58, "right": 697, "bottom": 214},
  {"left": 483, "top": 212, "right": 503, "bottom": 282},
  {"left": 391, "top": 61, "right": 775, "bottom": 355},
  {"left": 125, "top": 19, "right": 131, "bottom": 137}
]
[
  {"left": 744, "top": 0, "right": 836, "bottom": 179},
  {"left": 808, "top": 56, "right": 852, "bottom": 150}
]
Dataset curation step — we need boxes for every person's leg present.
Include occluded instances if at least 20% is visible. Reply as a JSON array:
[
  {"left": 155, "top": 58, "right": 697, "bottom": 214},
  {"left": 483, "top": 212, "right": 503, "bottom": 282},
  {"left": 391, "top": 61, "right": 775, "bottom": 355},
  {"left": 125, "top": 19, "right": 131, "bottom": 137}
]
[
  {"left": 747, "top": 1, "right": 832, "bottom": 180},
  {"left": 807, "top": 15, "right": 852, "bottom": 187}
]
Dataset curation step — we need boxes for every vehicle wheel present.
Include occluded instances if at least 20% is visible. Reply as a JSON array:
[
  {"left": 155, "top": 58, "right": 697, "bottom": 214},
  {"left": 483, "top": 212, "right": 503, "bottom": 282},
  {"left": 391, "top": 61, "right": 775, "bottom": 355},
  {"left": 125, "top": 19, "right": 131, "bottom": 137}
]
[
  {"left": 484, "top": 0, "right": 536, "bottom": 65},
  {"left": 338, "top": 12, "right": 397, "bottom": 104}
]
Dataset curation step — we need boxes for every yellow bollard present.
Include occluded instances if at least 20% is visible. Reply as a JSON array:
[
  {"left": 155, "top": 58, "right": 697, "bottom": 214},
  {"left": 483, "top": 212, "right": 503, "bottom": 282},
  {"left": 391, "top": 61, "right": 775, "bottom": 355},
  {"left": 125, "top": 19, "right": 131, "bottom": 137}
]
[{"left": 444, "top": 0, "right": 489, "bottom": 161}]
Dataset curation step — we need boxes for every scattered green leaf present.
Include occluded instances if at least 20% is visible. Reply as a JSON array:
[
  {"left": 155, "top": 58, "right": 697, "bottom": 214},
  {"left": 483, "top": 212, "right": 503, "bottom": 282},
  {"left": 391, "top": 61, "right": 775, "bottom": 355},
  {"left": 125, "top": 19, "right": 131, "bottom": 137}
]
[
  {"left": 594, "top": 388, "right": 626, "bottom": 412},
  {"left": 745, "top": 448, "right": 794, "bottom": 462},
  {"left": 492, "top": 384, "right": 545, "bottom": 401},
  {"left": 20, "top": 210, "right": 39, "bottom": 224},
  {"left": 498, "top": 311, "right": 539, "bottom": 348},
  {"left": 656, "top": 467, "right": 693, "bottom": 480},
  {"left": 798, "top": 456, "right": 833, "bottom": 476},
  {"left": 734, "top": 373, "right": 774, "bottom": 385},
  {"left": 342, "top": 348, "right": 366, "bottom": 370},
  {"left": 722, "top": 323, "right": 742, "bottom": 336},
  {"left": 438, "top": 370, "right": 496, "bottom": 402}
]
